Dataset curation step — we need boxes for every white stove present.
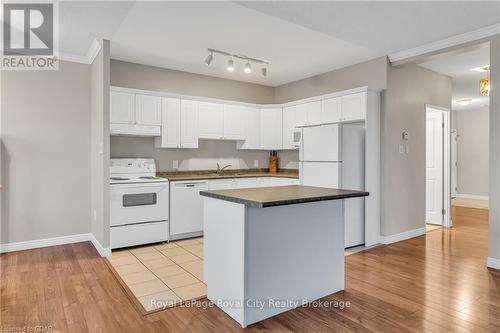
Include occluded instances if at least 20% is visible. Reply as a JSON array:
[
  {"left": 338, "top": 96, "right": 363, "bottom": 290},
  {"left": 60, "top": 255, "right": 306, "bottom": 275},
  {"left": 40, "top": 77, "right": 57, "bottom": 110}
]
[{"left": 109, "top": 159, "right": 169, "bottom": 249}]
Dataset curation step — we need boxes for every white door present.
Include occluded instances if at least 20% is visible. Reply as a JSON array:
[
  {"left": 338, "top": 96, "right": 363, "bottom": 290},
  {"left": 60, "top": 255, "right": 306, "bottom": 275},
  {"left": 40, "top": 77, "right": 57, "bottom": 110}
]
[
  {"left": 223, "top": 105, "right": 245, "bottom": 140},
  {"left": 341, "top": 92, "right": 367, "bottom": 122},
  {"left": 301, "top": 124, "right": 341, "bottom": 162},
  {"left": 321, "top": 97, "right": 341, "bottom": 124},
  {"left": 300, "top": 162, "right": 340, "bottom": 188},
  {"left": 135, "top": 94, "right": 162, "bottom": 125},
  {"left": 239, "top": 107, "right": 260, "bottom": 149},
  {"left": 282, "top": 106, "right": 297, "bottom": 150},
  {"left": 260, "top": 108, "right": 283, "bottom": 149},
  {"left": 180, "top": 100, "right": 199, "bottom": 148},
  {"left": 451, "top": 129, "right": 458, "bottom": 197},
  {"left": 305, "top": 101, "right": 322, "bottom": 126},
  {"left": 294, "top": 104, "right": 308, "bottom": 127},
  {"left": 198, "top": 102, "right": 224, "bottom": 139},
  {"left": 157, "top": 97, "right": 181, "bottom": 148},
  {"left": 110, "top": 91, "right": 135, "bottom": 124},
  {"left": 426, "top": 109, "right": 444, "bottom": 225}
]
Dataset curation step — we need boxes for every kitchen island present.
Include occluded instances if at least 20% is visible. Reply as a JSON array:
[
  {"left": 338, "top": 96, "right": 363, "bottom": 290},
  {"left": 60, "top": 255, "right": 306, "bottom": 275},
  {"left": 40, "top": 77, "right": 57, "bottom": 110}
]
[{"left": 200, "top": 185, "right": 369, "bottom": 327}]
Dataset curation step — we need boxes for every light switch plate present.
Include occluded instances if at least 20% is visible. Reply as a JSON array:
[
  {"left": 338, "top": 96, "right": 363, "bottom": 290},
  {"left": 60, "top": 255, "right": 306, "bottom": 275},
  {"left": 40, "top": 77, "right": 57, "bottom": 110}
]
[
  {"left": 399, "top": 144, "right": 405, "bottom": 154},
  {"left": 173, "top": 160, "right": 179, "bottom": 169}
]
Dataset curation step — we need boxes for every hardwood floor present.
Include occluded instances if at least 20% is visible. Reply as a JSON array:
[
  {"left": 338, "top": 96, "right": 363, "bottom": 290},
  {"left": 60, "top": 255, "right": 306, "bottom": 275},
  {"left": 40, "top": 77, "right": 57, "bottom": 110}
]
[{"left": 1, "top": 206, "right": 499, "bottom": 332}]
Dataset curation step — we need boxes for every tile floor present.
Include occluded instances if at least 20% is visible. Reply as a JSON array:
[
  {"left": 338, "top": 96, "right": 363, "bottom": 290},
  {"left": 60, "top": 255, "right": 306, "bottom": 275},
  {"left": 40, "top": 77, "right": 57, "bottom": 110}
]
[{"left": 107, "top": 237, "right": 206, "bottom": 313}]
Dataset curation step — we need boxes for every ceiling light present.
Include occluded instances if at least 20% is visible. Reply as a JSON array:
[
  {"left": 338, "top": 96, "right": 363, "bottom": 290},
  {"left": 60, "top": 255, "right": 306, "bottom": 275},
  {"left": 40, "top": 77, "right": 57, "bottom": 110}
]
[
  {"left": 227, "top": 58, "right": 235, "bottom": 72},
  {"left": 205, "top": 52, "right": 213, "bottom": 66},
  {"left": 457, "top": 98, "right": 472, "bottom": 106},
  {"left": 261, "top": 67, "right": 267, "bottom": 77},
  {"left": 472, "top": 65, "right": 490, "bottom": 72},
  {"left": 244, "top": 62, "right": 252, "bottom": 74}
]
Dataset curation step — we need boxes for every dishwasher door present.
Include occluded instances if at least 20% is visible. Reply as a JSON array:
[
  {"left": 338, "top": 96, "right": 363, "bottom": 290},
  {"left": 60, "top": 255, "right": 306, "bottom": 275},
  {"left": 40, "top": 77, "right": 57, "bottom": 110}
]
[{"left": 170, "top": 181, "right": 208, "bottom": 239}]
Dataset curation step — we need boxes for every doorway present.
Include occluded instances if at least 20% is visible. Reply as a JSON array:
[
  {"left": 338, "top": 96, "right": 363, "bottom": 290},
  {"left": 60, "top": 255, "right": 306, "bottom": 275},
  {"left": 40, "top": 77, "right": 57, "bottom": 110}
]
[{"left": 425, "top": 105, "right": 452, "bottom": 228}]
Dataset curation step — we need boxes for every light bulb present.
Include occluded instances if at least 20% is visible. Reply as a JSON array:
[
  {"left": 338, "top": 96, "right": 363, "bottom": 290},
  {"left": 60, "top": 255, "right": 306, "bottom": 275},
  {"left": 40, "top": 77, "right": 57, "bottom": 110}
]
[
  {"left": 227, "top": 59, "right": 235, "bottom": 72},
  {"left": 244, "top": 62, "right": 252, "bottom": 74}
]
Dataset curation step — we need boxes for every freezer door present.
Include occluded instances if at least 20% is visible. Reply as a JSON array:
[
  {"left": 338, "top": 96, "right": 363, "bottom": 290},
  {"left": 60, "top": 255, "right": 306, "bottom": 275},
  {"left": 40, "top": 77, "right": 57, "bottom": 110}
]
[
  {"left": 301, "top": 124, "right": 341, "bottom": 162},
  {"left": 300, "top": 162, "right": 341, "bottom": 188}
]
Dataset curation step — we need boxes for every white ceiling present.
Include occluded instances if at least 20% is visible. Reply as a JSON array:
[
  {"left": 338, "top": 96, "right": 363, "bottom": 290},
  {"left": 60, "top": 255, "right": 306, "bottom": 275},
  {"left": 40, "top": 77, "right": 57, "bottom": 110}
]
[
  {"left": 419, "top": 44, "right": 490, "bottom": 111},
  {"left": 58, "top": 1, "right": 500, "bottom": 87}
]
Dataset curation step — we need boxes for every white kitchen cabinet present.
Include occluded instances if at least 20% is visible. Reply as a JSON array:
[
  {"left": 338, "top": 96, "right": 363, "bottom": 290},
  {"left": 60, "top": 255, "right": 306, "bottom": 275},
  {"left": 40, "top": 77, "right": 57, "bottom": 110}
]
[
  {"left": 234, "top": 177, "right": 258, "bottom": 189},
  {"left": 180, "top": 99, "right": 199, "bottom": 148},
  {"left": 294, "top": 101, "right": 321, "bottom": 127},
  {"left": 208, "top": 179, "right": 234, "bottom": 190},
  {"left": 223, "top": 105, "right": 245, "bottom": 140},
  {"left": 199, "top": 102, "right": 224, "bottom": 139},
  {"left": 260, "top": 108, "right": 283, "bottom": 150},
  {"left": 321, "top": 97, "right": 342, "bottom": 124},
  {"left": 237, "top": 107, "right": 260, "bottom": 150},
  {"left": 170, "top": 181, "right": 207, "bottom": 239},
  {"left": 341, "top": 92, "right": 367, "bottom": 122},
  {"left": 155, "top": 97, "right": 181, "bottom": 148},
  {"left": 270, "top": 177, "right": 299, "bottom": 186},
  {"left": 135, "top": 94, "right": 162, "bottom": 126},
  {"left": 282, "top": 106, "right": 297, "bottom": 150},
  {"left": 111, "top": 91, "right": 135, "bottom": 124}
]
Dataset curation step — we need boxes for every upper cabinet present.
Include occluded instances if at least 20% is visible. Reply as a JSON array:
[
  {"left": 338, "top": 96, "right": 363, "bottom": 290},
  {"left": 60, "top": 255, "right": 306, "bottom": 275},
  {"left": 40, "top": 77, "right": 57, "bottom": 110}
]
[
  {"left": 341, "top": 92, "right": 367, "bottom": 122},
  {"left": 238, "top": 107, "right": 260, "bottom": 150},
  {"left": 198, "top": 102, "right": 224, "bottom": 139},
  {"left": 135, "top": 94, "right": 162, "bottom": 126},
  {"left": 223, "top": 105, "right": 245, "bottom": 140},
  {"left": 180, "top": 100, "right": 199, "bottom": 148},
  {"left": 321, "top": 97, "right": 341, "bottom": 124},
  {"left": 260, "top": 108, "right": 283, "bottom": 150},
  {"left": 110, "top": 91, "right": 135, "bottom": 124},
  {"left": 155, "top": 97, "right": 181, "bottom": 148},
  {"left": 294, "top": 101, "right": 322, "bottom": 127},
  {"left": 282, "top": 106, "right": 298, "bottom": 150}
]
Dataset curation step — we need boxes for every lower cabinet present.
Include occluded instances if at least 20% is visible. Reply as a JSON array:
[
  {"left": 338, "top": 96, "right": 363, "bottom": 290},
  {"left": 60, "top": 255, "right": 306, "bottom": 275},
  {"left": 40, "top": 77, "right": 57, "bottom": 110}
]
[{"left": 169, "top": 176, "right": 299, "bottom": 240}]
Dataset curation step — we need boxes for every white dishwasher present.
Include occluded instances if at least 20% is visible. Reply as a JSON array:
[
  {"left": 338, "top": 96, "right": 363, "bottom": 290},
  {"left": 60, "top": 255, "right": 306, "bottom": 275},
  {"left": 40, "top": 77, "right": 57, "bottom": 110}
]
[{"left": 170, "top": 181, "right": 208, "bottom": 240}]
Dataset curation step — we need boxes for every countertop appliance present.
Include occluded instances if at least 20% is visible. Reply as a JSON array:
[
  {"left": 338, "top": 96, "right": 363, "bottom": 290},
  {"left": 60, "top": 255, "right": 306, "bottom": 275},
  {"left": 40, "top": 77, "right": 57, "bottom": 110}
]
[
  {"left": 109, "top": 158, "right": 169, "bottom": 249},
  {"left": 299, "top": 123, "right": 365, "bottom": 248}
]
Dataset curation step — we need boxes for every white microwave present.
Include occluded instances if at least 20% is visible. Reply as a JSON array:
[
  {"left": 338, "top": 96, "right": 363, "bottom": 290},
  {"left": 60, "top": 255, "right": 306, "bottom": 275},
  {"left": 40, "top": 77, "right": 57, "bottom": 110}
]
[{"left": 293, "top": 130, "right": 302, "bottom": 148}]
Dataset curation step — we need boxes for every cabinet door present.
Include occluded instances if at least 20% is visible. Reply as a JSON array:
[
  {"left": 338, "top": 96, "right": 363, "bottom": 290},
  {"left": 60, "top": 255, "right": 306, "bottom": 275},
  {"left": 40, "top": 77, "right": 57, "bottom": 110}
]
[
  {"left": 305, "top": 101, "right": 322, "bottom": 126},
  {"left": 180, "top": 99, "right": 199, "bottom": 148},
  {"left": 321, "top": 97, "right": 341, "bottom": 124},
  {"left": 208, "top": 179, "right": 234, "bottom": 190},
  {"left": 156, "top": 97, "right": 181, "bottom": 148},
  {"left": 234, "top": 178, "right": 258, "bottom": 189},
  {"left": 341, "top": 92, "right": 367, "bottom": 122},
  {"left": 135, "top": 94, "right": 162, "bottom": 125},
  {"left": 170, "top": 181, "right": 207, "bottom": 236},
  {"left": 294, "top": 104, "right": 308, "bottom": 127},
  {"left": 239, "top": 107, "right": 260, "bottom": 149},
  {"left": 110, "top": 91, "right": 135, "bottom": 124},
  {"left": 223, "top": 105, "right": 245, "bottom": 140},
  {"left": 198, "top": 102, "right": 224, "bottom": 139},
  {"left": 282, "top": 106, "right": 297, "bottom": 149},
  {"left": 260, "top": 108, "right": 283, "bottom": 150}
]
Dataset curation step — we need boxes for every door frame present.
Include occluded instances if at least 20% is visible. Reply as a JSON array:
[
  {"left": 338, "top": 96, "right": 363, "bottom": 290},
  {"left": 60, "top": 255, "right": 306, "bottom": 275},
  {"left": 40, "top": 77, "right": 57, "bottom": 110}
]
[{"left": 425, "top": 104, "right": 452, "bottom": 228}]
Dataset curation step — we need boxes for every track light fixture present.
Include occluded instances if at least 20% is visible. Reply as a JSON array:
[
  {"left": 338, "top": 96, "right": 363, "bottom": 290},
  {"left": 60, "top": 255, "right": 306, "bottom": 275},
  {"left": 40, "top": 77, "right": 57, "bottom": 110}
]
[
  {"left": 205, "top": 48, "right": 270, "bottom": 76},
  {"left": 227, "top": 58, "right": 235, "bottom": 72},
  {"left": 205, "top": 52, "right": 213, "bottom": 66}
]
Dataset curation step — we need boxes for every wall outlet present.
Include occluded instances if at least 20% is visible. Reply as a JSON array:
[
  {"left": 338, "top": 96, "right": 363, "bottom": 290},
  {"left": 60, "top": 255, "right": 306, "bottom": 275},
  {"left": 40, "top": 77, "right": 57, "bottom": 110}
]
[
  {"left": 173, "top": 160, "right": 179, "bottom": 169},
  {"left": 399, "top": 144, "right": 405, "bottom": 154},
  {"left": 254, "top": 160, "right": 259, "bottom": 168}
]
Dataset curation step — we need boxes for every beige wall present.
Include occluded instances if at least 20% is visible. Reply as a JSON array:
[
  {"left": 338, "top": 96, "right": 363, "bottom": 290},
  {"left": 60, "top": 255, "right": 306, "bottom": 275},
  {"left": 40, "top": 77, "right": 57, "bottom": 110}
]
[
  {"left": 111, "top": 60, "right": 275, "bottom": 104},
  {"left": 454, "top": 107, "right": 489, "bottom": 196},
  {"left": 382, "top": 65, "right": 452, "bottom": 236},
  {"left": 489, "top": 35, "right": 500, "bottom": 264},
  {"left": 274, "top": 57, "right": 388, "bottom": 103},
  {"left": 91, "top": 40, "right": 111, "bottom": 248},
  {"left": 1, "top": 61, "right": 91, "bottom": 243}
]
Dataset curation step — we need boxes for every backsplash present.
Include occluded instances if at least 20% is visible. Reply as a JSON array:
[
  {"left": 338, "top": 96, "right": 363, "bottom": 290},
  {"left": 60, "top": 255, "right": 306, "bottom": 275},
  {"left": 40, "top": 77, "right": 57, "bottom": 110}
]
[{"left": 110, "top": 136, "right": 299, "bottom": 171}]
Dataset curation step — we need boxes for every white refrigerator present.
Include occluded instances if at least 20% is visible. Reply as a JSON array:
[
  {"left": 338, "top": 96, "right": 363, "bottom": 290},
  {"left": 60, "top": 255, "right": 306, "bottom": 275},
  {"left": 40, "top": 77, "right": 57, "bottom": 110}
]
[{"left": 300, "top": 123, "right": 365, "bottom": 248}]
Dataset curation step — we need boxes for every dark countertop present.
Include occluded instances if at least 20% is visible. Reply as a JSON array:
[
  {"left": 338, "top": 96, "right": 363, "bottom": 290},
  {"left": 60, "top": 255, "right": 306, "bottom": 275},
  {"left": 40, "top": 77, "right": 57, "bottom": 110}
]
[
  {"left": 200, "top": 185, "right": 369, "bottom": 208},
  {"left": 157, "top": 169, "right": 299, "bottom": 181}
]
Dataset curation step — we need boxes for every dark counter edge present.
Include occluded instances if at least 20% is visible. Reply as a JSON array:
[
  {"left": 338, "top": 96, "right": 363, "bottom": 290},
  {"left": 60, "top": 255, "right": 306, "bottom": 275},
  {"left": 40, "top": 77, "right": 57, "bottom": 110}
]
[{"left": 199, "top": 190, "right": 369, "bottom": 208}]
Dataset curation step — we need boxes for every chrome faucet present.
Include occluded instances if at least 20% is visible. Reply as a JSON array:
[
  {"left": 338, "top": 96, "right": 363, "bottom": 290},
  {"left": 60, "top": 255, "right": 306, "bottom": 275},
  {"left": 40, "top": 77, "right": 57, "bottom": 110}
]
[{"left": 216, "top": 163, "right": 232, "bottom": 175}]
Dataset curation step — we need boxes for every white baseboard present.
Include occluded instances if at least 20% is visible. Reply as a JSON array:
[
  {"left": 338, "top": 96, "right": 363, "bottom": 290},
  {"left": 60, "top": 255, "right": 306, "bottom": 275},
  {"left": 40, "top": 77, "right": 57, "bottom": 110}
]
[
  {"left": 487, "top": 257, "right": 500, "bottom": 270},
  {"left": 380, "top": 227, "right": 426, "bottom": 245},
  {"left": 454, "top": 193, "right": 489, "bottom": 200},
  {"left": 0, "top": 233, "right": 111, "bottom": 257}
]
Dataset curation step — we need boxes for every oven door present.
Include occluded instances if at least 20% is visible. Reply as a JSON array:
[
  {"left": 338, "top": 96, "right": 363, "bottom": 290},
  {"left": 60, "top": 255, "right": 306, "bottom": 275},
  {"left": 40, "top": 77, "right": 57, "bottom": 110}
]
[{"left": 110, "top": 182, "right": 169, "bottom": 227}]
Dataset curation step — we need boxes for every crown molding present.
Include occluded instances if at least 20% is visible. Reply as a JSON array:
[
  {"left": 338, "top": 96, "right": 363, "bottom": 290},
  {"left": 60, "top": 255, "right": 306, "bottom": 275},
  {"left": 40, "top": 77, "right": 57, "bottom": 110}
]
[
  {"left": 389, "top": 23, "right": 500, "bottom": 63},
  {"left": 58, "top": 38, "right": 102, "bottom": 65}
]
